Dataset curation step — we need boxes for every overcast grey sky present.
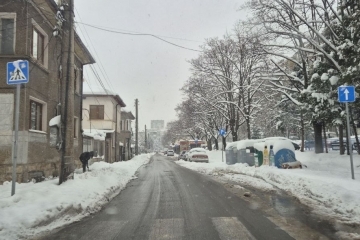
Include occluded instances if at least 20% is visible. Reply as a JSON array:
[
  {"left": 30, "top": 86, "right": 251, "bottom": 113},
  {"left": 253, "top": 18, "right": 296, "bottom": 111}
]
[{"left": 75, "top": 0, "right": 247, "bottom": 130}]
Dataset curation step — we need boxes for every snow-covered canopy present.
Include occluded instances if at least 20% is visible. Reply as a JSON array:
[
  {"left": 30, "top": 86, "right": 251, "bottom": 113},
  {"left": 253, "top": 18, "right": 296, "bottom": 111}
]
[
  {"left": 236, "top": 139, "right": 261, "bottom": 150},
  {"left": 225, "top": 142, "right": 237, "bottom": 150},
  {"left": 82, "top": 129, "right": 115, "bottom": 141},
  {"left": 271, "top": 139, "right": 295, "bottom": 154},
  {"left": 49, "top": 115, "right": 61, "bottom": 127}
]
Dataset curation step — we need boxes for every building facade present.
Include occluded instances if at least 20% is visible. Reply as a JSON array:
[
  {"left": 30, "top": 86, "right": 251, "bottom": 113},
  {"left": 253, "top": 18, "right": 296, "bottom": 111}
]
[
  {"left": 119, "top": 110, "right": 135, "bottom": 160},
  {"left": 82, "top": 90, "right": 126, "bottom": 163},
  {"left": 0, "top": 0, "right": 94, "bottom": 183},
  {"left": 151, "top": 120, "right": 165, "bottom": 130}
]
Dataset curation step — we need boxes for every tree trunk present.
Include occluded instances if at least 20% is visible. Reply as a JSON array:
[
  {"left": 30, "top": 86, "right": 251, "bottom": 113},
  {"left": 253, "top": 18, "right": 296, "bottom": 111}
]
[
  {"left": 232, "top": 128, "right": 238, "bottom": 142},
  {"left": 207, "top": 139, "right": 212, "bottom": 151},
  {"left": 350, "top": 108, "right": 360, "bottom": 154},
  {"left": 313, "top": 121, "right": 324, "bottom": 153},
  {"left": 339, "top": 125, "right": 345, "bottom": 155},
  {"left": 323, "top": 121, "right": 328, "bottom": 153},
  {"left": 300, "top": 112, "right": 305, "bottom": 152},
  {"left": 214, "top": 138, "right": 219, "bottom": 150},
  {"left": 246, "top": 117, "right": 251, "bottom": 139}
]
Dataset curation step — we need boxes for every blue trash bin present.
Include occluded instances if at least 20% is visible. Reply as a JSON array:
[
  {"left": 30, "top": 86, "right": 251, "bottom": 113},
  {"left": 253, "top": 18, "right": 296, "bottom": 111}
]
[{"left": 268, "top": 139, "right": 296, "bottom": 168}]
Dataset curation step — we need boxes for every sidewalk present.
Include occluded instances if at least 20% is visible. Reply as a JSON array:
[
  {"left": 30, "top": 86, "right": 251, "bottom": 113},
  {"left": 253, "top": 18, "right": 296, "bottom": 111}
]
[{"left": 0, "top": 154, "right": 152, "bottom": 240}]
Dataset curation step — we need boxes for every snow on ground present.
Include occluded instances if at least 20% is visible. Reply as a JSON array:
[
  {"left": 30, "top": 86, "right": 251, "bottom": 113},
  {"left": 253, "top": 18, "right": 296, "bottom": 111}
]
[
  {"left": 176, "top": 150, "right": 360, "bottom": 225},
  {"left": 0, "top": 154, "right": 152, "bottom": 240}
]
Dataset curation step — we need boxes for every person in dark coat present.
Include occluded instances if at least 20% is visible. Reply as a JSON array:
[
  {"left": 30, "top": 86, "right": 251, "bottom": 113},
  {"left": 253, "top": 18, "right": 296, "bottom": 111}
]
[{"left": 79, "top": 151, "right": 94, "bottom": 173}]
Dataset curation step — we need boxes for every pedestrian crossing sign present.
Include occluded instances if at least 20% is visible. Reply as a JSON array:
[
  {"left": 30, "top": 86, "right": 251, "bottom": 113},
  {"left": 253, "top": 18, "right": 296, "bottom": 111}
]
[{"left": 7, "top": 60, "right": 29, "bottom": 85}]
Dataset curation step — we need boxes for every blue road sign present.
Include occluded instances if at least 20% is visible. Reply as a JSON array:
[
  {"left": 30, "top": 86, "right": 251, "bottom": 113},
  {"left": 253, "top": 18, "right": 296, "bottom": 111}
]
[
  {"left": 7, "top": 60, "right": 29, "bottom": 85},
  {"left": 338, "top": 86, "right": 355, "bottom": 103},
  {"left": 219, "top": 129, "right": 226, "bottom": 136}
]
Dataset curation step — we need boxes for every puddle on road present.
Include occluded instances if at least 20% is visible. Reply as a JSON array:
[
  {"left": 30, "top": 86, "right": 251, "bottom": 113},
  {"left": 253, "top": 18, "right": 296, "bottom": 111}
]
[
  {"left": 220, "top": 178, "right": 360, "bottom": 240},
  {"left": 268, "top": 191, "right": 336, "bottom": 237}
]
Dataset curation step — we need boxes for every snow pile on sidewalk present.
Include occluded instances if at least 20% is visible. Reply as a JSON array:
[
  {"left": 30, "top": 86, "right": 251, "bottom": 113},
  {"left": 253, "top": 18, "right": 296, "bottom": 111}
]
[
  {"left": 0, "top": 154, "right": 152, "bottom": 240},
  {"left": 176, "top": 150, "right": 360, "bottom": 225}
]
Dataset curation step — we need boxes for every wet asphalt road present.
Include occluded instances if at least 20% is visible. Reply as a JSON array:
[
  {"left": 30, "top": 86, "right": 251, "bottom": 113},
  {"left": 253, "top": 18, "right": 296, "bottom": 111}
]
[{"left": 40, "top": 154, "right": 296, "bottom": 240}]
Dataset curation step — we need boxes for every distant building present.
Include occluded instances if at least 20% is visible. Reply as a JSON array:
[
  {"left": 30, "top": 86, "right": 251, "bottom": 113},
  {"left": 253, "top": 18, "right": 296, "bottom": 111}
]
[
  {"left": 119, "top": 110, "right": 135, "bottom": 161},
  {"left": 151, "top": 120, "right": 165, "bottom": 130}
]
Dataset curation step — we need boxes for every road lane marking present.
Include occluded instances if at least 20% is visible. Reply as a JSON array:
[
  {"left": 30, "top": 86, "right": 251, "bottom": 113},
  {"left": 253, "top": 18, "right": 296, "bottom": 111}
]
[
  {"left": 79, "top": 221, "right": 127, "bottom": 240},
  {"left": 212, "top": 217, "right": 255, "bottom": 240},
  {"left": 149, "top": 218, "right": 185, "bottom": 240}
]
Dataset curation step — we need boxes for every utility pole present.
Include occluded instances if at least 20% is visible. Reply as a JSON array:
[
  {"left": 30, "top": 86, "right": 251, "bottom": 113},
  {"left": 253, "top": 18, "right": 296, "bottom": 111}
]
[
  {"left": 59, "top": 0, "right": 75, "bottom": 184},
  {"left": 115, "top": 104, "right": 119, "bottom": 162},
  {"left": 135, "top": 99, "right": 139, "bottom": 155},
  {"left": 145, "top": 125, "right": 147, "bottom": 151}
]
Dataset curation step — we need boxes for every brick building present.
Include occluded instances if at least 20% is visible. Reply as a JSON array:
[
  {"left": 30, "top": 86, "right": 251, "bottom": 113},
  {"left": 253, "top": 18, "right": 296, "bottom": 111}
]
[{"left": 0, "top": 0, "right": 94, "bottom": 183}]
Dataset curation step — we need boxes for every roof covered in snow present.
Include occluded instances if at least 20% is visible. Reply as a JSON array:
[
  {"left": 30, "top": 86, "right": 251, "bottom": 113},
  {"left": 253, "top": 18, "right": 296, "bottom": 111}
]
[
  {"left": 83, "top": 85, "right": 126, "bottom": 107},
  {"left": 121, "top": 110, "right": 135, "bottom": 120}
]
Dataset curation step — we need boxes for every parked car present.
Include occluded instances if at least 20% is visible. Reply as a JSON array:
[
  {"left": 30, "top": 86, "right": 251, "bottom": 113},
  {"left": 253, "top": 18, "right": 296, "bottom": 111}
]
[
  {"left": 187, "top": 148, "right": 209, "bottom": 163},
  {"left": 178, "top": 150, "right": 186, "bottom": 160},
  {"left": 304, "top": 140, "right": 315, "bottom": 149},
  {"left": 331, "top": 138, "right": 357, "bottom": 151},
  {"left": 167, "top": 150, "right": 174, "bottom": 156},
  {"left": 183, "top": 151, "right": 189, "bottom": 161}
]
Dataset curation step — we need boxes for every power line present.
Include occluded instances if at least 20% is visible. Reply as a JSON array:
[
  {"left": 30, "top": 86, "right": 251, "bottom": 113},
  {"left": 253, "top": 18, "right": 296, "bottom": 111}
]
[
  {"left": 76, "top": 22, "right": 202, "bottom": 52},
  {"left": 76, "top": 22, "right": 202, "bottom": 43},
  {"left": 88, "top": 65, "right": 109, "bottom": 97},
  {"left": 74, "top": 7, "right": 114, "bottom": 92}
]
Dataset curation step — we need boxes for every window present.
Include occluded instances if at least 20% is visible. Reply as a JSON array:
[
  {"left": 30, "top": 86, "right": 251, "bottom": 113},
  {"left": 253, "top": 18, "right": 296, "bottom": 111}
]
[
  {"left": 74, "top": 117, "right": 78, "bottom": 138},
  {"left": 90, "top": 105, "right": 104, "bottom": 119},
  {"left": 83, "top": 138, "right": 92, "bottom": 152},
  {"left": 74, "top": 67, "right": 80, "bottom": 93},
  {"left": 30, "top": 100, "right": 43, "bottom": 131},
  {"left": 94, "top": 140, "right": 104, "bottom": 156},
  {"left": 120, "top": 120, "right": 123, "bottom": 131},
  {"left": 0, "top": 13, "right": 16, "bottom": 54},
  {"left": 31, "top": 19, "right": 48, "bottom": 67},
  {"left": 29, "top": 97, "right": 47, "bottom": 132},
  {"left": 31, "top": 28, "right": 44, "bottom": 64}
]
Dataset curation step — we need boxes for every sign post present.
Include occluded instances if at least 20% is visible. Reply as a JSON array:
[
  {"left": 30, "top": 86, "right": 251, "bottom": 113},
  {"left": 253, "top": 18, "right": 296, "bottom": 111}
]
[
  {"left": 338, "top": 86, "right": 356, "bottom": 180},
  {"left": 219, "top": 129, "right": 226, "bottom": 162},
  {"left": 7, "top": 60, "right": 29, "bottom": 195}
]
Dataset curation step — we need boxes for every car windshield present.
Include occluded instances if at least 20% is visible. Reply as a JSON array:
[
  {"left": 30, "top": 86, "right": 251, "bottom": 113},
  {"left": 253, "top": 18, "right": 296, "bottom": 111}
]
[{"left": 2, "top": 1, "right": 358, "bottom": 239}]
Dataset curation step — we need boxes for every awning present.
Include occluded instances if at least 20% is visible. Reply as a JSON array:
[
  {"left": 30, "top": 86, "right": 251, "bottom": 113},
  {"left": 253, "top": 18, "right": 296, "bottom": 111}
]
[{"left": 82, "top": 129, "right": 115, "bottom": 141}]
